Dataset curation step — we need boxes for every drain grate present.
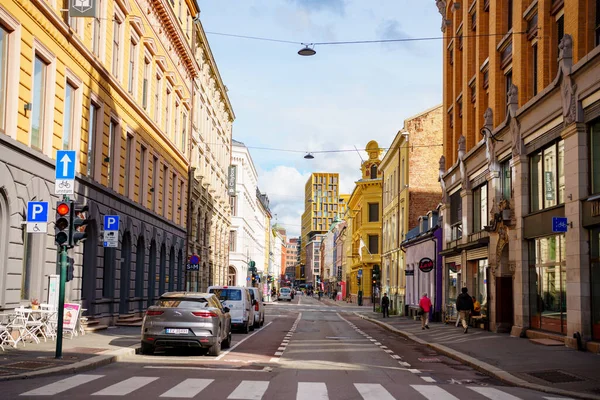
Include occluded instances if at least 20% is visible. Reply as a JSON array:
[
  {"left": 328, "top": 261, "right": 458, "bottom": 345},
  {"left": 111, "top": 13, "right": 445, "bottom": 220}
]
[
  {"left": 527, "top": 370, "right": 585, "bottom": 383},
  {"left": 2, "top": 361, "right": 56, "bottom": 370}
]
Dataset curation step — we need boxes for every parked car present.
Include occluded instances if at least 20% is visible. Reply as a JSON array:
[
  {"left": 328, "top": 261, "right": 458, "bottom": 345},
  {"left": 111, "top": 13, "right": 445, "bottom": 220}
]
[
  {"left": 140, "top": 292, "right": 231, "bottom": 356},
  {"left": 278, "top": 287, "right": 293, "bottom": 301},
  {"left": 247, "top": 287, "right": 265, "bottom": 328},
  {"left": 208, "top": 286, "right": 252, "bottom": 333}
]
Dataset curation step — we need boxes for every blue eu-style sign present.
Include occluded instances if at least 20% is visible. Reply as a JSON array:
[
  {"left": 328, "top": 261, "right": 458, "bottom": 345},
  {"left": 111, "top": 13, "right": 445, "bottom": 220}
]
[
  {"left": 552, "top": 217, "right": 568, "bottom": 233},
  {"left": 104, "top": 215, "right": 119, "bottom": 231},
  {"left": 358, "top": 268, "right": 363, "bottom": 277},
  {"left": 55, "top": 150, "right": 76, "bottom": 180},
  {"left": 27, "top": 201, "right": 49, "bottom": 222}
]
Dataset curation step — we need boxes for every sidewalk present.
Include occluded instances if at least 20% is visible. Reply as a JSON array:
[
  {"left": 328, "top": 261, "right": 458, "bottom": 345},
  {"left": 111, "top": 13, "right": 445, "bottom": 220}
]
[
  {"left": 0, "top": 327, "right": 140, "bottom": 381},
  {"left": 357, "top": 312, "right": 600, "bottom": 400},
  {"left": 318, "top": 297, "right": 373, "bottom": 308}
]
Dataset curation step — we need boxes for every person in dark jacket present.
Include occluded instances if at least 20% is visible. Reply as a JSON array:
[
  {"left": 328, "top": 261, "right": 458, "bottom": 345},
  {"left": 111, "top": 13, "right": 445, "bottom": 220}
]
[
  {"left": 381, "top": 293, "right": 390, "bottom": 318},
  {"left": 456, "top": 287, "right": 474, "bottom": 333}
]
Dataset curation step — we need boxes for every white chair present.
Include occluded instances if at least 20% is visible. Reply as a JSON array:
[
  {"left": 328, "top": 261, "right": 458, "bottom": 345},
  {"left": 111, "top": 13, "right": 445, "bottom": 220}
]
[{"left": 14, "top": 308, "right": 45, "bottom": 344}]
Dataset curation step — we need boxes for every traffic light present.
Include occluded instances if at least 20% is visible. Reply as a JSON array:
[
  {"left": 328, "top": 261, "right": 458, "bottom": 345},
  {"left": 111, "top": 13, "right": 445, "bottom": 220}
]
[
  {"left": 66, "top": 256, "right": 74, "bottom": 282},
  {"left": 70, "top": 202, "right": 89, "bottom": 247},
  {"left": 55, "top": 201, "right": 71, "bottom": 246},
  {"left": 372, "top": 265, "right": 380, "bottom": 286}
]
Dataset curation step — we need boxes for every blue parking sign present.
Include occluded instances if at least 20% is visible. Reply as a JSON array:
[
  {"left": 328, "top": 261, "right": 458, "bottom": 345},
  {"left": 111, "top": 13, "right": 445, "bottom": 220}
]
[
  {"left": 104, "top": 215, "right": 119, "bottom": 231},
  {"left": 27, "top": 202, "right": 49, "bottom": 222}
]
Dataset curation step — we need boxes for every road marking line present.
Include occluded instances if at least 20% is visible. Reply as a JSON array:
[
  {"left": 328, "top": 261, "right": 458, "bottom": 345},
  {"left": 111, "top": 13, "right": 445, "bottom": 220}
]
[
  {"left": 277, "top": 347, "right": 286, "bottom": 351},
  {"left": 391, "top": 355, "right": 401, "bottom": 359},
  {"left": 399, "top": 361, "right": 411, "bottom": 367},
  {"left": 421, "top": 376, "right": 436, "bottom": 383},
  {"left": 20, "top": 374, "right": 104, "bottom": 396},
  {"left": 354, "top": 383, "right": 395, "bottom": 400},
  {"left": 269, "top": 357, "right": 280, "bottom": 363},
  {"left": 384, "top": 349, "right": 394, "bottom": 353},
  {"left": 298, "top": 382, "right": 327, "bottom": 400},
  {"left": 159, "top": 378, "right": 214, "bottom": 398},
  {"left": 215, "top": 321, "right": 273, "bottom": 360},
  {"left": 468, "top": 387, "right": 522, "bottom": 400},
  {"left": 92, "top": 377, "right": 158, "bottom": 396},
  {"left": 374, "top": 342, "right": 382, "bottom": 346},
  {"left": 380, "top": 345, "right": 388, "bottom": 349},
  {"left": 144, "top": 366, "right": 268, "bottom": 372},
  {"left": 274, "top": 351, "right": 284, "bottom": 356},
  {"left": 409, "top": 368, "right": 421, "bottom": 374},
  {"left": 227, "top": 381, "right": 269, "bottom": 400},
  {"left": 411, "top": 384, "right": 459, "bottom": 400}
]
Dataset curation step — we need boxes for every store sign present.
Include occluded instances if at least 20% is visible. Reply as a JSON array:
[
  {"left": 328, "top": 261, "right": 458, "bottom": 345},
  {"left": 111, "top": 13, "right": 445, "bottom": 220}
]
[
  {"left": 69, "top": 0, "right": 97, "bottom": 18},
  {"left": 448, "top": 262, "right": 461, "bottom": 273},
  {"left": 227, "top": 165, "right": 237, "bottom": 196},
  {"left": 405, "top": 269, "right": 415, "bottom": 276},
  {"left": 418, "top": 257, "right": 434, "bottom": 273}
]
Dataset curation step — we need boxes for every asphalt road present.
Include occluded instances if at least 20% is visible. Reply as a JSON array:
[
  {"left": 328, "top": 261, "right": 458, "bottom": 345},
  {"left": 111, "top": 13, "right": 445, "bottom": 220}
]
[{"left": 1, "top": 296, "right": 571, "bottom": 399}]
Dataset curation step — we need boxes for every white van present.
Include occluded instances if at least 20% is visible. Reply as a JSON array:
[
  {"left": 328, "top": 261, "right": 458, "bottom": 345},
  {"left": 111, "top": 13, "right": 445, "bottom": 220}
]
[
  {"left": 247, "top": 287, "right": 265, "bottom": 328},
  {"left": 208, "top": 286, "right": 252, "bottom": 333}
]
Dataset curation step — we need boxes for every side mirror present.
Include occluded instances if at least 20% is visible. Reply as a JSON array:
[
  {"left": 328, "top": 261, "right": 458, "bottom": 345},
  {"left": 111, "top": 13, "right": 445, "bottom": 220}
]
[{"left": 223, "top": 307, "right": 230, "bottom": 313}]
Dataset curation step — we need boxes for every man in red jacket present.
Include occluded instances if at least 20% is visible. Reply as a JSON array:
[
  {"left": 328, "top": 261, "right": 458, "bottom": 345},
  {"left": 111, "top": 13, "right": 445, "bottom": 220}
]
[{"left": 419, "top": 293, "right": 432, "bottom": 330}]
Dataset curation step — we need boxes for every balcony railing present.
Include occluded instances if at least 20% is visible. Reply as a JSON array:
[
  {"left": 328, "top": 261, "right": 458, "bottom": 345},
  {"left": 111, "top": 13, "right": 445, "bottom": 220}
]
[{"left": 468, "top": 229, "right": 489, "bottom": 243}]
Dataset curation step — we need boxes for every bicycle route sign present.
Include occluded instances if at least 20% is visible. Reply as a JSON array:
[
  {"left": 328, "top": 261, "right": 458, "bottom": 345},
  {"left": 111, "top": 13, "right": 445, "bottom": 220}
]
[{"left": 55, "top": 150, "right": 76, "bottom": 195}]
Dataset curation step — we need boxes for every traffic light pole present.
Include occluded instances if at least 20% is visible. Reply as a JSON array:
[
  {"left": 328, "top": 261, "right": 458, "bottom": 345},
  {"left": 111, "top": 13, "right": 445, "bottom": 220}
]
[{"left": 55, "top": 244, "right": 67, "bottom": 359}]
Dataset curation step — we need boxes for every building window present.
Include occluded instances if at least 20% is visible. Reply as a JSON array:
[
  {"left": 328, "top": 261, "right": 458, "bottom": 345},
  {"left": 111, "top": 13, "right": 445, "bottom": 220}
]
[
  {"left": 229, "top": 194, "right": 237, "bottom": 216},
  {"left": 591, "top": 120, "right": 600, "bottom": 194},
  {"left": 172, "top": 173, "right": 177, "bottom": 221},
  {"left": 596, "top": 0, "right": 600, "bottom": 46},
  {"left": 165, "top": 88, "right": 171, "bottom": 136},
  {"left": 532, "top": 43, "right": 538, "bottom": 96},
  {"left": 507, "top": 0, "right": 513, "bottom": 31},
  {"left": 125, "top": 134, "right": 133, "bottom": 197},
  {"left": 86, "top": 102, "right": 100, "bottom": 177},
  {"left": 107, "top": 119, "right": 116, "bottom": 188},
  {"left": 62, "top": 83, "right": 75, "bottom": 149},
  {"left": 179, "top": 181, "right": 184, "bottom": 224},
  {"left": 140, "top": 145, "right": 147, "bottom": 206},
  {"left": 92, "top": 0, "right": 102, "bottom": 57},
  {"left": 142, "top": 58, "right": 150, "bottom": 109},
  {"left": 501, "top": 159, "right": 512, "bottom": 200},
  {"left": 504, "top": 71, "right": 512, "bottom": 116},
  {"left": 450, "top": 190, "right": 462, "bottom": 240},
  {"left": 162, "top": 165, "right": 168, "bottom": 217},
  {"left": 368, "top": 235, "right": 379, "bottom": 254},
  {"left": 152, "top": 156, "right": 158, "bottom": 210},
  {"left": 473, "top": 183, "right": 488, "bottom": 233},
  {"left": 530, "top": 140, "right": 565, "bottom": 212},
  {"left": 128, "top": 38, "right": 137, "bottom": 94},
  {"left": 368, "top": 203, "right": 379, "bottom": 222},
  {"left": 0, "top": 26, "right": 8, "bottom": 133},
  {"left": 21, "top": 228, "right": 33, "bottom": 300},
  {"left": 556, "top": 14, "right": 564, "bottom": 51},
  {"left": 229, "top": 231, "right": 237, "bottom": 252},
  {"left": 181, "top": 112, "right": 187, "bottom": 152},
  {"left": 174, "top": 102, "right": 179, "bottom": 143},
  {"left": 31, "top": 56, "right": 47, "bottom": 151},
  {"left": 111, "top": 16, "right": 122, "bottom": 78},
  {"left": 154, "top": 73, "right": 162, "bottom": 123}
]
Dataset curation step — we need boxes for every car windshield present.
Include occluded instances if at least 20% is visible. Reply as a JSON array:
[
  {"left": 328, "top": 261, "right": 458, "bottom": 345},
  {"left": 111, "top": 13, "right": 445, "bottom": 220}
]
[
  {"left": 209, "top": 288, "right": 242, "bottom": 301},
  {"left": 155, "top": 298, "right": 208, "bottom": 308},
  {"left": 281, "top": 288, "right": 290, "bottom": 293}
]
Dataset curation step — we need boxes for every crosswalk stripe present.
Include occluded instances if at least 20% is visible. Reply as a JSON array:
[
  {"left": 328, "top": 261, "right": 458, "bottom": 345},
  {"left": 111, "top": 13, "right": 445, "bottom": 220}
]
[
  {"left": 411, "top": 384, "right": 460, "bottom": 400},
  {"left": 92, "top": 377, "right": 158, "bottom": 396},
  {"left": 20, "top": 374, "right": 104, "bottom": 396},
  {"left": 468, "top": 387, "right": 522, "bottom": 400},
  {"left": 227, "top": 381, "right": 269, "bottom": 400},
  {"left": 298, "top": 382, "right": 327, "bottom": 400},
  {"left": 354, "top": 383, "right": 395, "bottom": 400},
  {"left": 159, "top": 379, "right": 214, "bottom": 398}
]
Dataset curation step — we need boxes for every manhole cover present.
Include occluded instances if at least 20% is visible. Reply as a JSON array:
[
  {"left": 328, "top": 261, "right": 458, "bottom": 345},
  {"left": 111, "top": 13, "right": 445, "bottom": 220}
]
[
  {"left": 418, "top": 357, "right": 442, "bottom": 363},
  {"left": 3, "top": 361, "right": 56, "bottom": 370},
  {"left": 66, "top": 347, "right": 106, "bottom": 354},
  {"left": 527, "top": 370, "right": 585, "bottom": 383}
]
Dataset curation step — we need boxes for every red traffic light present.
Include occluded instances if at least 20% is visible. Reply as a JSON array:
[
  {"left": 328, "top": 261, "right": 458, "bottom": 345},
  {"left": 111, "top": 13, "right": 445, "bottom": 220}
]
[{"left": 57, "top": 202, "right": 70, "bottom": 216}]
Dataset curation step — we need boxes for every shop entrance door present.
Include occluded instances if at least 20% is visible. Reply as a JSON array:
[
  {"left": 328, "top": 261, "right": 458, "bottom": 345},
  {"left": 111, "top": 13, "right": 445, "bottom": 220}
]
[{"left": 496, "top": 276, "right": 513, "bottom": 332}]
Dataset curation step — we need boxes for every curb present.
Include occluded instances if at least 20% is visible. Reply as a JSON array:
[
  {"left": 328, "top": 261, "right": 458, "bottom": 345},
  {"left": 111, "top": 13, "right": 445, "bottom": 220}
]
[
  {"left": 0, "top": 343, "right": 140, "bottom": 382},
  {"left": 356, "top": 313, "right": 600, "bottom": 400}
]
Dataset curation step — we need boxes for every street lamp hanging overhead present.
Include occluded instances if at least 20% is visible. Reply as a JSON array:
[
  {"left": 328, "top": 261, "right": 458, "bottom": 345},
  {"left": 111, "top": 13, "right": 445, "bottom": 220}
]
[
  {"left": 304, "top": 153, "right": 315, "bottom": 159},
  {"left": 298, "top": 44, "right": 316, "bottom": 56}
]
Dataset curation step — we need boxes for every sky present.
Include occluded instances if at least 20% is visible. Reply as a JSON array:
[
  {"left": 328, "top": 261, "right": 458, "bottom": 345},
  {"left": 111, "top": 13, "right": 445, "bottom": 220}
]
[{"left": 198, "top": 1, "right": 443, "bottom": 238}]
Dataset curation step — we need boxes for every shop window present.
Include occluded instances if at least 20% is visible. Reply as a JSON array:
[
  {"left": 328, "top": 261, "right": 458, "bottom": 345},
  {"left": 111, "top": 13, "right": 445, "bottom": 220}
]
[
  {"left": 449, "top": 191, "right": 462, "bottom": 240},
  {"left": 368, "top": 203, "right": 379, "bottom": 222},
  {"left": 591, "top": 227, "right": 600, "bottom": 341},
  {"left": 530, "top": 140, "right": 565, "bottom": 212},
  {"left": 472, "top": 183, "right": 488, "bottom": 232},
  {"left": 591, "top": 120, "right": 600, "bottom": 194},
  {"left": 501, "top": 160, "right": 512, "bottom": 200}
]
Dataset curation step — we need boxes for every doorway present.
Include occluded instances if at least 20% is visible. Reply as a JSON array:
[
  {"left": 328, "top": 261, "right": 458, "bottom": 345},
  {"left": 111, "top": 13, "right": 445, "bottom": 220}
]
[{"left": 119, "top": 232, "right": 131, "bottom": 315}]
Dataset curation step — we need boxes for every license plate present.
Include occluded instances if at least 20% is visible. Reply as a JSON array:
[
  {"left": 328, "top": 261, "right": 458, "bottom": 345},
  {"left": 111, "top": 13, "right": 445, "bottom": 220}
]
[{"left": 165, "top": 328, "right": 189, "bottom": 334}]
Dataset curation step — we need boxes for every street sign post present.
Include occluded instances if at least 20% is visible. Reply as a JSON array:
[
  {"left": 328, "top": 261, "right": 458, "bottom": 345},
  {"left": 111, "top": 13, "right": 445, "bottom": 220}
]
[
  {"left": 27, "top": 201, "right": 49, "bottom": 233},
  {"left": 103, "top": 215, "right": 119, "bottom": 247},
  {"left": 552, "top": 217, "right": 568, "bottom": 233},
  {"left": 55, "top": 150, "right": 76, "bottom": 195}
]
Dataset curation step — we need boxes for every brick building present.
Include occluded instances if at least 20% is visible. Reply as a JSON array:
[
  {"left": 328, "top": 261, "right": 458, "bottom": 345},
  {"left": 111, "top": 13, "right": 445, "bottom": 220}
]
[
  {"left": 436, "top": 0, "right": 600, "bottom": 350},
  {"left": 381, "top": 105, "right": 443, "bottom": 312}
]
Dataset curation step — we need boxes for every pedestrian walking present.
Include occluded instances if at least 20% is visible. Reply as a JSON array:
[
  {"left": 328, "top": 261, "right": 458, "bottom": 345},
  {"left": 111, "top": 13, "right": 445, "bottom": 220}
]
[
  {"left": 381, "top": 293, "right": 390, "bottom": 318},
  {"left": 456, "top": 287, "right": 474, "bottom": 333},
  {"left": 419, "top": 292, "right": 432, "bottom": 330}
]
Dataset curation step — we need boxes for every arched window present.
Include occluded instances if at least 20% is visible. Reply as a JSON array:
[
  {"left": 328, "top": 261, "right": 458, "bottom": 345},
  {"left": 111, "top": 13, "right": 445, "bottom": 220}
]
[
  {"left": 0, "top": 191, "right": 9, "bottom": 306},
  {"left": 370, "top": 165, "right": 378, "bottom": 179},
  {"left": 119, "top": 232, "right": 132, "bottom": 314},
  {"left": 177, "top": 249, "right": 183, "bottom": 291},
  {"left": 135, "top": 236, "right": 145, "bottom": 310},
  {"left": 103, "top": 247, "right": 116, "bottom": 298},
  {"left": 159, "top": 243, "right": 166, "bottom": 296},
  {"left": 228, "top": 266, "right": 236, "bottom": 286},
  {"left": 21, "top": 226, "right": 33, "bottom": 300},
  {"left": 148, "top": 240, "right": 156, "bottom": 303},
  {"left": 168, "top": 247, "right": 175, "bottom": 291}
]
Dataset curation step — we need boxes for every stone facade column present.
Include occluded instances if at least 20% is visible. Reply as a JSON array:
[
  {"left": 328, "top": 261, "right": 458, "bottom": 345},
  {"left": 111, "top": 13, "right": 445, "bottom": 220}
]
[
  {"left": 486, "top": 170, "right": 501, "bottom": 332},
  {"left": 510, "top": 154, "right": 530, "bottom": 335},
  {"left": 562, "top": 122, "right": 591, "bottom": 346},
  {"left": 460, "top": 189, "right": 472, "bottom": 289}
]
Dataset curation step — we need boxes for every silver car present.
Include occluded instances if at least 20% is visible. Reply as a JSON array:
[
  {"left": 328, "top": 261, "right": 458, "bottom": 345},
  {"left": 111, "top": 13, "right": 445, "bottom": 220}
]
[{"left": 141, "top": 292, "right": 232, "bottom": 356}]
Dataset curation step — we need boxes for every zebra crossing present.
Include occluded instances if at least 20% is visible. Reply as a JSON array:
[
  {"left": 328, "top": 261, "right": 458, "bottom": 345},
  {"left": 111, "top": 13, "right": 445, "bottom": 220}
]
[{"left": 18, "top": 374, "right": 572, "bottom": 399}]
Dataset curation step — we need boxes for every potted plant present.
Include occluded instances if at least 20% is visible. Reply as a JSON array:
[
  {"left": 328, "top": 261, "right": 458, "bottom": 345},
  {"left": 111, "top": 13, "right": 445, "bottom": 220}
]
[{"left": 31, "top": 299, "right": 40, "bottom": 310}]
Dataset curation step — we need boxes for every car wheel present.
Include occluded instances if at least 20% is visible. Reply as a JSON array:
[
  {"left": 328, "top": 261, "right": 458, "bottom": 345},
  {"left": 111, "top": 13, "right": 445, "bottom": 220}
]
[
  {"left": 243, "top": 320, "right": 250, "bottom": 334},
  {"left": 222, "top": 331, "right": 232, "bottom": 349},
  {"left": 288, "top": 299, "right": 292, "bottom": 302},
  {"left": 140, "top": 341, "right": 154, "bottom": 355},
  {"left": 260, "top": 315, "right": 264, "bottom": 327},
  {"left": 249, "top": 319, "right": 255, "bottom": 331},
  {"left": 253, "top": 317, "right": 260, "bottom": 329},
  {"left": 207, "top": 339, "right": 221, "bottom": 356}
]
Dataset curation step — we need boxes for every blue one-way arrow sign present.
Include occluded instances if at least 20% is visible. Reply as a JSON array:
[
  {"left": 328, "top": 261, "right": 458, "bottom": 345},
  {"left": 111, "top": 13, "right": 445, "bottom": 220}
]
[{"left": 56, "top": 150, "right": 76, "bottom": 180}]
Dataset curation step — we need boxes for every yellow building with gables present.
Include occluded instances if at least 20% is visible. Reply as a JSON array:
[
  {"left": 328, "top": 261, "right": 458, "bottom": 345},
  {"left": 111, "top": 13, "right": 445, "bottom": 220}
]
[{"left": 345, "top": 141, "right": 382, "bottom": 306}]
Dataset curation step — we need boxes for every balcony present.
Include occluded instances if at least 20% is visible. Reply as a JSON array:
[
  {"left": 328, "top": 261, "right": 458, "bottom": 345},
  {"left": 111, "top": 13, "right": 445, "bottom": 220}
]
[{"left": 468, "top": 229, "right": 489, "bottom": 243}]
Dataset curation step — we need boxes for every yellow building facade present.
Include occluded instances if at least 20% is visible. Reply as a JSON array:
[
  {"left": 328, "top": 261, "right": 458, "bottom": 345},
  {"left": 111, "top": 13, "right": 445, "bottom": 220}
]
[
  {"left": 345, "top": 141, "right": 383, "bottom": 305},
  {"left": 0, "top": 0, "right": 233, "bottom": 321}
]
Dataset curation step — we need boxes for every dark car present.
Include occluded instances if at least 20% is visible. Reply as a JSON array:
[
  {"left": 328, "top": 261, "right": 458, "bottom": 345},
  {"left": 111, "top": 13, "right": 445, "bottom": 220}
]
[{"left": 141, "top": 292, "right": 232, "bottom": 356}]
